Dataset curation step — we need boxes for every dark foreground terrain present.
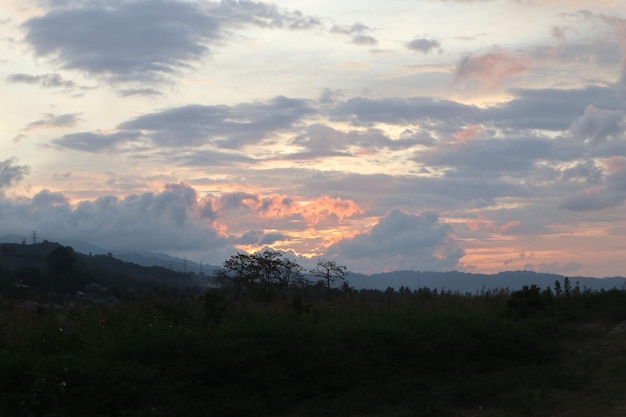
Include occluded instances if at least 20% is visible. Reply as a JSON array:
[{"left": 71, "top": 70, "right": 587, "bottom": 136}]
[{"left": 2, "top": 281, "right": 626, "bottom": 417}]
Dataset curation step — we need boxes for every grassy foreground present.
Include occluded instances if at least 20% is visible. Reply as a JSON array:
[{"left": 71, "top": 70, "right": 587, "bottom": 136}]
[{"left": 1, "top": 286, "right": 626, "bottom": 417}]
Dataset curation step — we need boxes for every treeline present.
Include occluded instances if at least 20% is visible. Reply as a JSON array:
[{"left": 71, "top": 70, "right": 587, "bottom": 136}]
[{"left": 0, "top": 243, "right": 198, "bottom": 303}]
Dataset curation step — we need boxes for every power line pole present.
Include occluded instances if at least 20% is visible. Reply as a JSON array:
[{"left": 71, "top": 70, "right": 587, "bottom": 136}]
[{"left": 31, "top": 230, "right": 37, "bottom": 245}]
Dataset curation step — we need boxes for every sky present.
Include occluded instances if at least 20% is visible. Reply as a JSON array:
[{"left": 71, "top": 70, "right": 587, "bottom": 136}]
[{"left": 2, "top": 0, "right": 626, "bottom": 277}]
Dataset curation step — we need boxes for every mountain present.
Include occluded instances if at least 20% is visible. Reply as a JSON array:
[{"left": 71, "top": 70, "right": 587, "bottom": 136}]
[
  {"left": 347, "top": 270, "right": 626, "bottom": 292},
  {"left": 3, "top": 236, "right": 624, "bottom": 292}
]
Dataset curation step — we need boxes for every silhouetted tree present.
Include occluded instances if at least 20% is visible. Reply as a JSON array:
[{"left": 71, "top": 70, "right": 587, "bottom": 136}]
[
  {"left": 310, "top": 259, "right": 347, "bottom": 292},
  {"left": 215, "top": 250, "right": 305, "bottom": 301}
]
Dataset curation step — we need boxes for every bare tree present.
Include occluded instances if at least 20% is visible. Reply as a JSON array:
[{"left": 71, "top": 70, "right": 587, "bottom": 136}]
[{"left": 310, "top": 259, "right": 347, "bottom": 291}]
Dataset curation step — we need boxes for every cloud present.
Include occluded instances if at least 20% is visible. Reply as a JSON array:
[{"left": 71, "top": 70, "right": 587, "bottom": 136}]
[
  {"left": 213, "top": 0, "right": 321, "bottom": 30},
  {"left": 0, "top": 158, "right": 30, "bottom": 188},
  {"left": 6, "top": 72, "right": 76, "bottom": 88},
  {"left": 117, "top": 88, "right": 162, "bottom": 97},
  {"left": 485, "top": 86, "right": 626, "bottom": 132},
  {"left": 466, "top": 212, "right": 520, "bottom": 233},
  {"left": 327, "top": 209, "right": 465, "bottom": 272},
  {"left": 234, "top": 230, "right": 288, "bottom": 245},
  {"left": 335, "top": 96, "right": 480, "bottom": 128},
  {"left": 330, "top": 22, "right": 378, "bottom": 46},
  {"left": 0, "top": 182, "right": 230, "bottom": 256},
  {"left": 21, "top": 113, "right": 81, "bottom": 131},
  {"left": 203, "top": 191, "right": 363, "bottom": 228},
  {"left": 559, "top": 186, "right": 625, "bottom": 211},
  {"left": 22, "top": 0, "right": 322, "bottom": 85},
  {"left": 455, "top": 52, "right": 529, "bottom": 89},
  {"left": 415, "top": 136, "right": 552, "bottom": 175},
  {"left": 287, "top": 123, "right": 425, "bottom": 161},
  {"left": 14, "top": 113, "right": 82, "bottom": 143},
  {"left": 118, "top": 96, "right": 316, "bottom": 148},
  {"left": 569, "top": 105, "right": 625, "bottom": 144},
  {"left": 22, "top": 0, "right": 220, "bottom": 83},
  {"left": 406, "top": 37, "right": 441, "bottom": 54},
  {"left": 51, "top": 131, "right": 142, "bottom": 152}
]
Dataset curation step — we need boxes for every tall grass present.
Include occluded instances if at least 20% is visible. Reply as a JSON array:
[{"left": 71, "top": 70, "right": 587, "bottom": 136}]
[{"left": 1, "top": 287, "right": 626, "bottom": 416}]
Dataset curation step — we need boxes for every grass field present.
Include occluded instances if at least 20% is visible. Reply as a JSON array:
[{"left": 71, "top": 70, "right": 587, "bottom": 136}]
[{"left": 1, "top": 285, "right": 626, "bottom": 417}]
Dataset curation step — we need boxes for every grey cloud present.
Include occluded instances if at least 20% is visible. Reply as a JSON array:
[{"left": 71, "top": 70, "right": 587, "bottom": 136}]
[
  {"left": 288, "top": 123, "right": 427, "bottom": 160},
  {"left": 327, "top": 209, "right": 465, "bottom": 272},
  {"left": 330, "top": 23, "right": 372, "bottom": 35},
  {"left": 335, "top": 96, "right": 480, "bottom": 128},
  {"left": 559, "top": 187, "right": 625, "bottom": 211},
  {"left": 23, "top": 0, "right": 220, "bottom": 83},
  {"left": 406, "top": 38, "right": 441, "bottom": 54},
  {"left": 22, "top": 113, "right": 81, "bottom": 131},
  {"left": 118, "top": 96, "right": 316, "bottom": 148},
  {"left": 485, "top": 86, "right": 626, "bottom": 131},
  {"left": 118, "top": 88, "right": 163, "bottom": 97},
  {"left": 561, "top": 160, "right": 603, "bottom": 185},
  {"left": 351, "top": 35, "right": 377, "bottom": 46},
  {"left": 172, "top": 149, "right": 257, "bottom": 166},
  {"left": 0, "top": 183, "right": 230, "bottom": 254},
  {"left": 52, "top": 131, "right": 142, "bottom": 152},
  {"left": 6, "top": 73, "right": 76, "bottom": 88},
  {"left": 259, "top": 232, "right": 288, "bottom": 245},
  {"left": 235, "top": 230, "right": 288, "bottom": 245},
  {"left": 23, "top": 0, "right": 322, "bottom": 85},
  {"left": 329, "top": 22, "right": 378, "bottom": 46},
  {"left": 415, "top": 137, "right": 552, "bottom": 175},
  {"left": 569, "top": 105, "right": 625, "bottom": 144},
  {"left": 0, "top": 158, "right": 30, "bottom": 188},
  {"left": 213, "top": 0, "right": 321, "bottom": 30}
]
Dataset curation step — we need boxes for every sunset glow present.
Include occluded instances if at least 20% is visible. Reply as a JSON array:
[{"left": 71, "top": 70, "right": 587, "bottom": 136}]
[{"left": 2, "top": 0, "right": 626, "bottom": 277}]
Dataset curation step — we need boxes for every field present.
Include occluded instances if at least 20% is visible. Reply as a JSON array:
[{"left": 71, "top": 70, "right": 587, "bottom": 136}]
[{"left": 2, "top": 284, "right": 626, "bottom": 417}]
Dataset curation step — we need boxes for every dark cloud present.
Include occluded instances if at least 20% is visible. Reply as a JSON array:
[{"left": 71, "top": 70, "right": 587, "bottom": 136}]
[
  {"left": 0, "top": 183, "right": 230, "bottom": 255},
  {"left": 6, "top": 72, "right": 76, "bottom": 88},
  {"left": 23, "top": 0, "right": 220, "bottom": 83},
  {"left": 118, "top": 96, "right": 316, "bottom": 148},
  {"left": 327, "top": 209, "right": 465, "bottom": 272},
  {"left": 0, "top": 158, "right": 30, "bottom": 188},
  {"left": 406, "top": 38, "right": 441, "bottom": 54}
]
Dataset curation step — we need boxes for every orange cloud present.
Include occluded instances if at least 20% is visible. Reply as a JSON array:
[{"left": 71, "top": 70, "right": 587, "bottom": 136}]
[
  {"left": 296, "top": 195, "right": 365, "bottom": 226},
  {"left": 466, "top": 212, "right": 520, "bottom": 233}
]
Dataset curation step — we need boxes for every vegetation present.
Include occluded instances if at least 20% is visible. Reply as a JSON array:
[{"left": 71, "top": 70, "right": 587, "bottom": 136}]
[{"left": 2, "top": 243, "right": 626, "bottom": 416}]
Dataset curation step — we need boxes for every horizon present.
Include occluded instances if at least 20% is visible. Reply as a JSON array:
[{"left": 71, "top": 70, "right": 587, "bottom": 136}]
[{"left": 2, "top": 1, "right": 626, "bottom": 278}]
